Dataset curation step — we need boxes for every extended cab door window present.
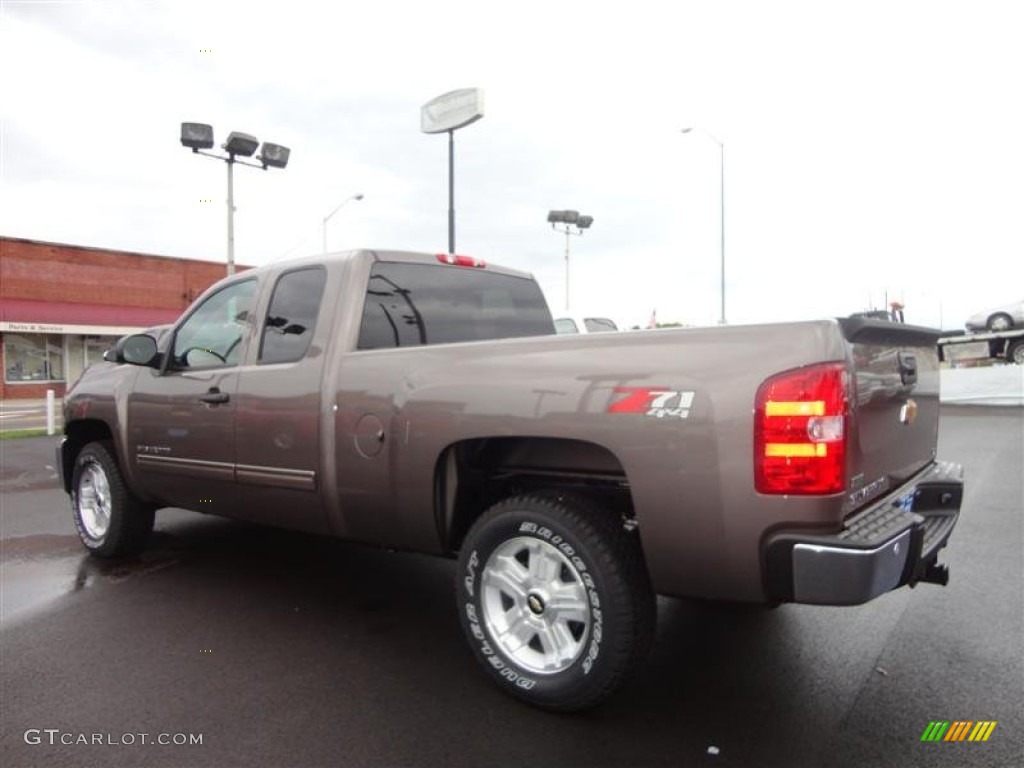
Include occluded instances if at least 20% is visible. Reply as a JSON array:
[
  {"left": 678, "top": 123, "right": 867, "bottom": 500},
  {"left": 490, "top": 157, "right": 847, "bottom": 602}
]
[
  {"left": 172, "top": 279, "right": 257, "bottom": 370},
  {"left": 258, "top": 266, "right": 326, "bottom": 364}
]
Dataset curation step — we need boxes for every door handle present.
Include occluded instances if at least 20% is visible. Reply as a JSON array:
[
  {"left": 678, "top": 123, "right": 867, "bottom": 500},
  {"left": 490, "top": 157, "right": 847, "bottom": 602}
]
[
  {"left": 897, "top": 352, "right": 918, "bottom": 387},
  {"left": 200, "top": 390, "right": 230, "bottom": 405}
]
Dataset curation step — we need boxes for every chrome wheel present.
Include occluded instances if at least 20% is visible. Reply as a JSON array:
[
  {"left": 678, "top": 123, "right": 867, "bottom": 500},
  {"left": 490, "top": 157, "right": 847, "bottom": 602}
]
[
  {"left": 77, "top": 461, "right": 112, "bottom": 540},
  {"left": 480, "top": 536, "right": 591, "bottom": 675}
]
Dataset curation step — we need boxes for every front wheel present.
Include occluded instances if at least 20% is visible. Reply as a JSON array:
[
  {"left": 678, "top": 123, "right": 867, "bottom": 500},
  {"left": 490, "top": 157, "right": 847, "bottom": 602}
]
[
  {"left": 456, "top": 493, "right": 655, "bottom": 711},
  {"left": 72, "top": 441, "right": 154, "bottom": 557}
]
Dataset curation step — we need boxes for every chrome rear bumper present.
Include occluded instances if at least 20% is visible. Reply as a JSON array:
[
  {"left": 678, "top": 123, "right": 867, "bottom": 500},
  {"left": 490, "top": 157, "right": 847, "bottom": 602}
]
[{"left": 763, "top": 461, "right": 963, "bottom": 605}]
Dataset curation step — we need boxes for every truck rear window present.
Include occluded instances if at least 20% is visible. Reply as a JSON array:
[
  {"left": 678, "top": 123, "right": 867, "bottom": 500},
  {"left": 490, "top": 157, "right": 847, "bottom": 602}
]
[{"left": 357, "top": 262, "right": 554, "bottom": 350}]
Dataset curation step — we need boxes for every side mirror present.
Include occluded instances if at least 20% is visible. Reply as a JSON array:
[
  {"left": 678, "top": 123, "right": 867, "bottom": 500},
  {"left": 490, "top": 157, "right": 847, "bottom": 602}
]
[{"left": 113, "top": 334, "right": 160, "bottom": 367}]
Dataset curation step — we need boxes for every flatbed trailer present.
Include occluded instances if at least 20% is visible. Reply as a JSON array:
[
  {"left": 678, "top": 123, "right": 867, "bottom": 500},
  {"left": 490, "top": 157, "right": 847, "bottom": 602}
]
[{"left": 938, "top": 328, "right": 1024, "bottom": 365}]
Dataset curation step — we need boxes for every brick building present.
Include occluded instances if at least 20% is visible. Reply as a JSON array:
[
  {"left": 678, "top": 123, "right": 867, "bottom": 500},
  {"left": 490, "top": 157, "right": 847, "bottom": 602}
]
[{"left": 0, "top": 236, "right": 240, "bottom": 400}]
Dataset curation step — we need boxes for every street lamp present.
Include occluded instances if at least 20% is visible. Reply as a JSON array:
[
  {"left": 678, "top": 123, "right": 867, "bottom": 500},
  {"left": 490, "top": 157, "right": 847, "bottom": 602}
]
[
  {"left": 180, "top": 122, "right": 291, "bottom": 275},
  {"left": 547, "top": 209, "right": 594, "bottom": 311},
  {"left": 680, "top": 126, "right": 725, "bottom": 324},
  {"left": 322, "top": 193, "right": 364, "bottom": 253}
]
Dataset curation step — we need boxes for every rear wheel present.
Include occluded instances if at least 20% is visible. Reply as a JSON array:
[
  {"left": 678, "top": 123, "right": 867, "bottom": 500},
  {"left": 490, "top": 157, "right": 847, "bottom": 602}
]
[
  {"left": 988, "top": 313, "right": 1013, "bottom": 331},
  {"left": 72, "top": 441, "right": 154, "bottom": 557},
  {"left": 456, "top": 493, "right": 655, "bottom": 711}
]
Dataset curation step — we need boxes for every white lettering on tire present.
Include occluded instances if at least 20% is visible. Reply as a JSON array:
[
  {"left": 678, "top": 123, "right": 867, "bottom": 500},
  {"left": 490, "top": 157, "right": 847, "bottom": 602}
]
[
  {"left": 463, "top": 550, "right": 478, "bottom": 597},
  {"left": 464, "top": 549, "right": 538, "bottom": 690}
]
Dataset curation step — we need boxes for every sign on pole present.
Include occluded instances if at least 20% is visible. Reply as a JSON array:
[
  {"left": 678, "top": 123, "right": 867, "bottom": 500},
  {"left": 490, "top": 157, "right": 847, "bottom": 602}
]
[
  {"left": 421, "top": 89, "right": 484, "bottom": 134},
  {"left": 421, "top": 88, "right": 485, "bottom": 253}
]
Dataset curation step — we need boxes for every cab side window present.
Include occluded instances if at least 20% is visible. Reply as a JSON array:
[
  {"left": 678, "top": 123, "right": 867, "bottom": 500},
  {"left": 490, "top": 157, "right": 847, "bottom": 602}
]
[
  {"left": 172, "top": 279, "right": 257, "bottom": 370},
  {"left": 258, "top": 266, "right": 326, "bottom": 364}
]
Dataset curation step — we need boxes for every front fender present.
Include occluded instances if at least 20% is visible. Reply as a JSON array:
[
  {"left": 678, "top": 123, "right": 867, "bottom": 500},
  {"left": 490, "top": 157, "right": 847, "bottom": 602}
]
[{"left": 56, "top": 439, "right": 72, "bottom": 494}]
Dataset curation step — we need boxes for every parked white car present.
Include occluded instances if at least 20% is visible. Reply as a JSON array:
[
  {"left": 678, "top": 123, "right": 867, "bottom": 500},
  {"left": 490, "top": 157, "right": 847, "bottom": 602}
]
[
  {"left": 965, "top": 300, "right": 1024, "bottom": 332},
  {"left": 554, "top": 315, "right": 619, "bottom": 334}
]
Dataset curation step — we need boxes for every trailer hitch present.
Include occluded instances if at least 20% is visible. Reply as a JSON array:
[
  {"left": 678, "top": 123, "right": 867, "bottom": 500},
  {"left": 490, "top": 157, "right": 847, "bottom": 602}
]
[{"left": 919, "top": 562, "right": 950, "bottom": 586}]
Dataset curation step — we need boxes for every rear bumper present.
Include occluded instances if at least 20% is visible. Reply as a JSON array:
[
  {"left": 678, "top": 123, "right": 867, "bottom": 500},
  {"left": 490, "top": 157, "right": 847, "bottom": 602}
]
[{"left": 763, "top": 461, "right": 963, "bottom": 605}]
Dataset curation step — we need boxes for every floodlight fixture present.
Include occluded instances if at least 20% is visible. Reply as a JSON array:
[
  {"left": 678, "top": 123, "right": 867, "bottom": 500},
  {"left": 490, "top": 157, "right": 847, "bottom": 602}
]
[
  {"left": 224, "top": 131, "right": 259, "bottom": 158},
  {"left": 179, "top": 120, "right": 292, "bottom": 276},
  {"left": 259, "top": 142, "right": 291, "bottom": 169},
  {"left": 547, "top": 209, "right": 581, "bottom": 225},
  {"left": 180, "top": 122, "right": 215, "bottom": 151},
  {"left": 546, "top": 209, "right": 595, "bottom": 311}
]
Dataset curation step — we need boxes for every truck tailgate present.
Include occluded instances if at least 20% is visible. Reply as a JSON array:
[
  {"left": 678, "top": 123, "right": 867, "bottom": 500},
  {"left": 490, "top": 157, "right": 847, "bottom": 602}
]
[{"left": 839, "top": 318, "right": 943, "bottom": 514}]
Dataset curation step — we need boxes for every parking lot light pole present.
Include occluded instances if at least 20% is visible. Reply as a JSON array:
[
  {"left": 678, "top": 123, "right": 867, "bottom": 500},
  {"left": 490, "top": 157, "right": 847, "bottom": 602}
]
[
  {"left": 680, "top": 127, "right": 725, "bottom": 324},
  {"left": 180, "top": 122, "right": 291, "bottom": 276},
  {"left": 547, "top": 210, "right": 594, "bottom": 311},
  {"left": 322, "top": 194, "right": 364, "bottom": 253}
]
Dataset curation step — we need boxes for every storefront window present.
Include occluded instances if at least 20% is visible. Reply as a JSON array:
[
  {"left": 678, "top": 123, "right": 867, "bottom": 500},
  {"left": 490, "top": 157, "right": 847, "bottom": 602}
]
[
  {"left": 3, "top": 333, "right": 65, "bottom": 382},
  {"left": 85, "top": 336, "right": 116, "bottom": 368},
  {"left": 66, "top": 336, "right": 85, "bottom": 385}
]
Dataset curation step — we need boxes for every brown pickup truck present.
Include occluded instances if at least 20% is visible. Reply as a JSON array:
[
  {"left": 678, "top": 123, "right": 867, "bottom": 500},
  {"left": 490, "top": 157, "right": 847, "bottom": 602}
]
[{"left": 58, "top": 249, "right": 964, "bottom": 711}]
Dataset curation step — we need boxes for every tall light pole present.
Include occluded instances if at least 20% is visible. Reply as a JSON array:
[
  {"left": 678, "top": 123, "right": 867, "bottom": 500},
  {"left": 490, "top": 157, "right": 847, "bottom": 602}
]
[
  {"left": 322, "top": 193, "right": 364, "bottom": 253},
  {"left": 680, "top": 127, "right": 725, "bottom": 324},
  {"left": 180, "top": 122, "right": 290, "bottom": 276},
  {"left": 421, "top": 88, "right": 484, "bottom": 254},
  {"left": 547, "top": 210, "right": 594, "bottom": 311}
]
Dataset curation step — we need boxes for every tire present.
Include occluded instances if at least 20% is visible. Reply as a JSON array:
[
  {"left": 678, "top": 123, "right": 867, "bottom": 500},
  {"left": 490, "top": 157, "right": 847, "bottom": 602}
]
[
  {"left": 71, "top": 441, "right": 154, "bottom": 558},
  {"left": 988, "top": 313, "right": 1013, "bottom": 331},
  {"left": 456, "top": 493, "right": 655, "bottom": 711},
  {"left": 1008, "top": 340, "right": 1024, "bottom": 365}
]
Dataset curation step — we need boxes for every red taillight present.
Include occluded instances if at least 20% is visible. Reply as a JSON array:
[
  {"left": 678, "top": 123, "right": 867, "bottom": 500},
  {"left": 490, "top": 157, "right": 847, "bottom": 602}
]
[
  {"left": 754, "top": 362, "right": 849, "bottom": 495},
  {"left": 436, "top": 253, "right": 486, "bottom": 268}
]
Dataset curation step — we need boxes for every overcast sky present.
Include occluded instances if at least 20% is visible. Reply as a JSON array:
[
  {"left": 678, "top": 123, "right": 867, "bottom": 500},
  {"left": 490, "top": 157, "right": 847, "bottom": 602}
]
[{"left": 2, "top": 0, "right": 1022, "bottom": 330}]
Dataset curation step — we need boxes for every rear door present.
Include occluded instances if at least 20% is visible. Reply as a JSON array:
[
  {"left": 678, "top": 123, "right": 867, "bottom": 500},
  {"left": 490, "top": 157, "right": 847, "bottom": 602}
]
[{"left": 233, "top": 265, "right": 331, "bottom": 534}]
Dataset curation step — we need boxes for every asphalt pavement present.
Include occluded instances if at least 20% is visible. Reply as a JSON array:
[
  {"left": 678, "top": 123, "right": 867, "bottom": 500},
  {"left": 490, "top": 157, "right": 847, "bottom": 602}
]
[{"left": 0, "top": 406, "right": 1021, "bottom": 767}]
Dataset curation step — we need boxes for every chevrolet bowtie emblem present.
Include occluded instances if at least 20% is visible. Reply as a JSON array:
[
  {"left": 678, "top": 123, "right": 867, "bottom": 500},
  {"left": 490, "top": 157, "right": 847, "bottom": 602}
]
[{"left": 899, "top": 399, "right": 918, "bottom": 425}]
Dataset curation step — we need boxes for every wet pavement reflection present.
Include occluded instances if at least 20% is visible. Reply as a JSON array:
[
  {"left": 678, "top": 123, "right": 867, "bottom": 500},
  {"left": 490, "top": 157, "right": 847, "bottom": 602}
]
[
  {"left": 2, "top": 414, "right": 1022, "bottom": 768},
  {"left": 1, "top": 533, "right": 183, "bottom": 624}
]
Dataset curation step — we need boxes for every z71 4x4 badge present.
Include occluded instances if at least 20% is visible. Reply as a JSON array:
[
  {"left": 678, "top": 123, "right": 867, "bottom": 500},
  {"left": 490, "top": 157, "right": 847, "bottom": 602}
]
[{"left": 607, "top": 388, "right": 696, "bottom": 420}]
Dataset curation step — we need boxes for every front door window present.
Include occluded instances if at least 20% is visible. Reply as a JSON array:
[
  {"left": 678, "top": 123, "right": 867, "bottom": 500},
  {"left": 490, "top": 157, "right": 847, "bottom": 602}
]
[{"left": 172, "top": 280, "right": 257, "bottom": 370}]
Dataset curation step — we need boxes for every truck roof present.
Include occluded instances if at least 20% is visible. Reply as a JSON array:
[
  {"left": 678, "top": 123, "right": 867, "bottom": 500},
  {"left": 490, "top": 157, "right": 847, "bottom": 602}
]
[{"left": 269, "top": 249, "right": 535, "bottom": 281}]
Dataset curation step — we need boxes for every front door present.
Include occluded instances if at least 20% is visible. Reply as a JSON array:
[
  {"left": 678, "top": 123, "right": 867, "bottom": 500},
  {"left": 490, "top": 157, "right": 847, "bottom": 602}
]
[{"left": 128, "top": 278, "right": 258, "bottom": 513}]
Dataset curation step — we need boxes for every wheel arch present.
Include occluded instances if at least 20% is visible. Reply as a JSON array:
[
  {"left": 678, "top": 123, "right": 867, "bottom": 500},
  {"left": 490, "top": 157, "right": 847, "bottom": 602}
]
[
  {"left": 434, "top": 436, "right": 634, "bottom": 553},
  {"left": 60, "top": 419, "right": 115, "bottom": 493}
]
